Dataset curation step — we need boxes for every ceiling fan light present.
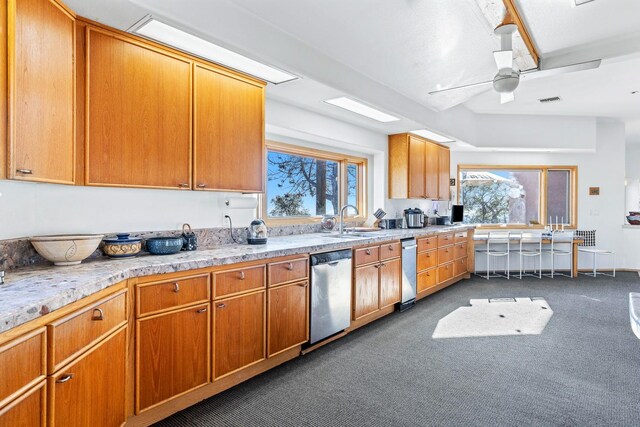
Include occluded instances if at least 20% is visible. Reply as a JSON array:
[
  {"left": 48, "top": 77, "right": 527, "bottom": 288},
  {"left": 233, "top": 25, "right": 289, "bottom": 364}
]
[{"left": 493, "top": 71, "right": 520, "bottom": 93}]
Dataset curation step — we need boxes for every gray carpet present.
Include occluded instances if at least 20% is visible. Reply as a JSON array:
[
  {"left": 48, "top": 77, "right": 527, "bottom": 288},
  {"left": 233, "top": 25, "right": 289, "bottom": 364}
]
[{"left": 155, "top": 272, "right": 640, "bottom": 427}]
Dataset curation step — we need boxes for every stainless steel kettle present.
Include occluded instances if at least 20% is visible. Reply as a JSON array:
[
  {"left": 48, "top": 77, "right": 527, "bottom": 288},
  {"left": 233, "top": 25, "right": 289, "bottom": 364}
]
[{"left": 247, "top": 219, "right": 268, "bottom": 245}]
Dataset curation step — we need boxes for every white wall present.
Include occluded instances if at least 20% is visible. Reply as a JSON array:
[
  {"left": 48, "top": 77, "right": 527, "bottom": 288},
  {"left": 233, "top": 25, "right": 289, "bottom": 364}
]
[
  {"left": 451, "top": 118, "right": 627, "bottom": 270},
  {"left": 0, "top": 99, "right": 388, "bottom": 240},
  {"left": 622, "top": 145, "right": 640, "bottom": 269}
]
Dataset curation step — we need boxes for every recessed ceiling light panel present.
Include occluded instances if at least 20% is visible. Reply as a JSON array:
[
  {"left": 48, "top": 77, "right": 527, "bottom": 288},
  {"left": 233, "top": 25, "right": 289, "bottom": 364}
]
[
  {"left": 132, "top": 18, "right": 298, "bottom": 84},
  {"left": 324, "top": 97, "right": 400, "bottom": 123},
  {"left": 574, "top": 0, "right": 595, "bottom": 6},
  {"left": 410, "top": 129, "right": 455, "bottom": 143}
]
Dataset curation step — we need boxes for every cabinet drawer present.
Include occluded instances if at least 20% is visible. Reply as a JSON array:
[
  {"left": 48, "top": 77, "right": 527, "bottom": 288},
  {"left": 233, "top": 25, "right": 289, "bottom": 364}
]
[
  {"left": 454, "top": 231, "right": 468, "bottom": 243},
  {"left": 268, "top": 258, "right": 308, "bottom": 287},
  {"left": 437, "top": 263, "right": 454, "bottom": 284},
  {"left": 48, "top": 290, "right": 126, "bottom": 374},
  {"left": 454, "top": 257, "right": 468, "bottom": 277},
  {"left": 454, "top": 242, "right": 467, "bottom": 260},
  {"left": 437, "top": 246, "right": 454, "bottom": 264},
  {"left": 417, "top": 237, "right": 437, "bottom": 252},
  {"left": 437, "top": 233, "right": 454, "bottom": 247},
  {"left": 0, "top": 328, "right": 45, "bottom": 408},
  {"left": 0, "top": 380, "right": 46, "bottom": 427},
  {"left": 417, "top": 250, "right": 437, "bottom": 271},
  {"left": 214, "top": 265, "right": 266, "bottom": 299},
  {"left": 137, "top": 274, "right": 210, "bottom": 317},
  {"left": 354, "top": 246, "right": 380, "bottom": 267},
  {"left": 417, "top": 269, "right": 437, "bottom": 293},
  {"left": 380, "top": 242, "right": 401, "bottom": 260}
]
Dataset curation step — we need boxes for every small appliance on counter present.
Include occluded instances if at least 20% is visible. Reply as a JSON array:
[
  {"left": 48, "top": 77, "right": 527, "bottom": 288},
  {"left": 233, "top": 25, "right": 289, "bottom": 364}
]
[
  {"left": 404, "top": 208, "right": 425, "bottom": 228},
  {"left": 321, "top": 215, "right": 336, "bottom": 232},
  {"left": 247, "top": 219, "right": 268, "bottom": 245}
]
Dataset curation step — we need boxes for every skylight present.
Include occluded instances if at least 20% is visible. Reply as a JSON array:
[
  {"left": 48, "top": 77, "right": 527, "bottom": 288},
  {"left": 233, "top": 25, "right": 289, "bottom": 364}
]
[
  {"left": 132, "top": 18, "right": 298, "bottom": 84},
  {"left": 410, "top": 129, "right": 455, "bottom": 143},
  {"left": 324, "top": 97, "right": 400, "bottom": 123}
]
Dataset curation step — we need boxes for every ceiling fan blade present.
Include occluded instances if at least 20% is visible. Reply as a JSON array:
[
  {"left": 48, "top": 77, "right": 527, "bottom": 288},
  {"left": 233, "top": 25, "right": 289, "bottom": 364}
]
[
  {"left": 501, "top": 92, "right": 514, "bottom": 104},
  {"left": 429, "top": 79, "right": 493, "bottom": 95},
  {"left": 521, "top": 59, "right": 601, "bottom": 81},
  {"left": 494, "top": 50, "right": 513, "bottom": 75}
]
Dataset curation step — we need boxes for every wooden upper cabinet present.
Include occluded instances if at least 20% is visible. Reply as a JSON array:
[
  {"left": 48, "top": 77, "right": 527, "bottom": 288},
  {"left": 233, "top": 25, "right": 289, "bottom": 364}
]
[
  {"left": 85, "top": 27, "right": 192, "bottom": 189},
  {"left": 8, "top": 0, "right": 75, "bottom": 184},
  {"left": 408, "top": 136, "right": 426, "bottom": 198},
  {"left": 438, "top": 145, "right": 451, "bottom": 201},
  {"left": 388, "top": 133, "right": 450, "bottom": 200},
  {"left": 193, "top": 64, "right": 265, "bottom": 192},
  {"left": 425, "top": 141, "right": 439, "bottom": 199}
]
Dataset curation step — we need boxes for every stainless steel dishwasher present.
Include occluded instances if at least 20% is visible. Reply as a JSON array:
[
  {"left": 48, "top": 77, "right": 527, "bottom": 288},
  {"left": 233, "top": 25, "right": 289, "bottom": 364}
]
[
  {"left": 399, "top": 238, "right": 417, "bottom": 311},
  {"left": 309, "top": 249, "right": 352, "bottom": 345}
]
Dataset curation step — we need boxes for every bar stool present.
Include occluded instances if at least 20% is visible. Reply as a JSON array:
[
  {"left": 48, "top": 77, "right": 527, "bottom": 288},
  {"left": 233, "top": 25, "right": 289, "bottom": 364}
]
[
  {"left": 576, "top": 230, "right": 615, "bottom": 277},
  {"left": 544, "top": 231, "right": 574, "bottom": 278},
  {"left": 515, "top": 231, "right": 543, "bottom": 279},
  {"left": 480, "top": 231, "right": 511, "bottom": 280}
]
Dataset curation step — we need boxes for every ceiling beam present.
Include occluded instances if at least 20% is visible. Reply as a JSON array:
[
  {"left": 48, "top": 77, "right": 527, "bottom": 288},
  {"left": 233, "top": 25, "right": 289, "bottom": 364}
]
[{"left": 501, "top": 0, "right": 539, "bottom": 66}]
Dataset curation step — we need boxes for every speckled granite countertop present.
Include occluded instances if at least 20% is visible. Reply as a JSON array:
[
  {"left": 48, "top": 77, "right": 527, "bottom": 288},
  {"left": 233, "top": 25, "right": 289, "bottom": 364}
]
[{"left": 0, "top": 225, "right": 473, "bottom": 334}]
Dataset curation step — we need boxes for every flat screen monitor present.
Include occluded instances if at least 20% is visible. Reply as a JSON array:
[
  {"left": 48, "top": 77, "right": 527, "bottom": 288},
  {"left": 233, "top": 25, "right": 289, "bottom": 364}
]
[{"left": 451, "top": 205, "right": 464, "bottom": 223}]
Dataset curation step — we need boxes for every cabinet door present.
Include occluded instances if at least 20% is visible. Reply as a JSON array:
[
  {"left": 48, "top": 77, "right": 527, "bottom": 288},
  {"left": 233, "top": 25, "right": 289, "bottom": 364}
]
[
  {"left": 268, "top": 281, "right": 309, "bottom": 357},
  {"left": 353, "top": 264, "right": 379, "bottom": 320},
  {"left": 50, "top": 327, "right": 126, "bottom": 427},
  {"left": 438, "top": 146, "right": 451, "bottom": 200},
  {"left": 0, "top": 381, "right": 45, "bottom": 427},
  {"left": 194, "top": 64, "right": 264, "bottom": 192},
  {"left": 213, "top": 291, "right": 265, "bottom": 379},
  {"left": 86, "top": 28, "right": 192, "bottom": 189},
  {"left": 137, "top": 304, "right": 210, "bottom": 413},
  {"left": 9, "top": 0, "right": 75, "bottom": 184},
  {"left": 408, "top": 136, "right": 426, "bottom": 198},
  {"left": 425, "top": 142, "right": 439, "bottom": 199},
  {"left": 379, "top": 258, "right": 401, "bottom": 309}
]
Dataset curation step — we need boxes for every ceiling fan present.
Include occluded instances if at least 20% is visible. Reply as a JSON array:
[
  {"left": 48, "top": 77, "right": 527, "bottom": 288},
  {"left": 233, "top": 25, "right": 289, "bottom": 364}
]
[{"left": 429, "top": 22, "right": 602, "bottom": 104}]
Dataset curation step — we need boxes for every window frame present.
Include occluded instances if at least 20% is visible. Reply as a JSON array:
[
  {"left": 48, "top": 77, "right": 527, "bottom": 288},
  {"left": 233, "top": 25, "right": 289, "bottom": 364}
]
[
  {"left": 456, "top": 164, "right": 578, "bottom": 229},
  {"left": 261, "top": 141, "right": 367, "bottom": 225}
]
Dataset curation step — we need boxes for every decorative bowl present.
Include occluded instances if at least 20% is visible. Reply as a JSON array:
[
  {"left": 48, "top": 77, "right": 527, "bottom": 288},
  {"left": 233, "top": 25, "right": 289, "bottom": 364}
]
[
  {"left": 30, "top": 234, "right": 104, "bottom": 266},
  {"left": 627, "top": 215, "right": 640, "bottom": 225},
  {"left": 102, "top": 233, "right": 142, "bottom": 258},
  {"left": 145, "top": 237, "right": 184, "bottom": 255}
]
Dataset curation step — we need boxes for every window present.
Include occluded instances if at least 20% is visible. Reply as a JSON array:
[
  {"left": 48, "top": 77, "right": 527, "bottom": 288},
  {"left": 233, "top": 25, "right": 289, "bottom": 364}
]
[
  {"left": 264, "top": 142, "right": 366, "bottom": 222},
  {"left": 458, "top": 165, "right": 577, "bottom": 228}
]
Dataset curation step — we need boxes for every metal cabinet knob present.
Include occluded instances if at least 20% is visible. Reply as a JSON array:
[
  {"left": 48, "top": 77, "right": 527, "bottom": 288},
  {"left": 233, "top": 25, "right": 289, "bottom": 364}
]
[
  {"left": 287, "top": 262, "right": 294, "bottom": 271},
  {"left": 56, "top": 374, "right": 73, "bottom": 383},
  {"left": 365, "top": 249, "right": 371, "bottom": 255},
  {"left": 91, "top": 308, "right": 104, "bottom": 321},
  {"left": 178, "top": 183, "right": 189, "bottom": 188},
  {"left": 239, "top": 271, "right": 245, "bottom": 280},
  {"left": 16, "top": 169, "right": 33, "bottom": 174},
  {"left": 388, "top": 245, "right": 393, "bottom": 251},
  {"left": 173, "top": 282, "right": 180, "bottom": 293}
]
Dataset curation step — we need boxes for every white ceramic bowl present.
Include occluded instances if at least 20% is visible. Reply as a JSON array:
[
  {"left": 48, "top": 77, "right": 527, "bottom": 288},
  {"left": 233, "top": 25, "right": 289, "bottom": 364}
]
[{"left": 30, "top": 234, "right": 104, "bottom": 266}]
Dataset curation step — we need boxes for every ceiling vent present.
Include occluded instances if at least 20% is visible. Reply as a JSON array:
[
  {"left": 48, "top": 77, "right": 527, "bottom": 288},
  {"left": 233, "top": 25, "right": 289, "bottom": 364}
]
[{"left": 538, "top": 96, "right": 561, "bottom": 103}]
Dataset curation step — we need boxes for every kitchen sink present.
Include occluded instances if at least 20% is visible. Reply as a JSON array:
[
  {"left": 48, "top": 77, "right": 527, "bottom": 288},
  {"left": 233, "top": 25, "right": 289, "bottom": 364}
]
[{"left": 322, "top": 233, "right": 368, "bottom": 239}]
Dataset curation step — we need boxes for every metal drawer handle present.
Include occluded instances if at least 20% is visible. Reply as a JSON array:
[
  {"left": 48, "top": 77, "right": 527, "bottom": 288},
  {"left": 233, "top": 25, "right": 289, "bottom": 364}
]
[
  {"left": 91, "top": 308, "right": 104, "bottom": 321},
  {"left": 56, "top": 374, "right": 73, "bottom": 383},
  {"left": 178, "top": 183, "right": 189, "bottom": 188},
  {"left": 374, "top": 264, "right": 380, "bottom": 269},
  {"left": 217, "top": 303, "right": 226, "bottom": 309},
  {"left": 388, "top": 245, "right": 393, "bottom": 251},
  {"left": 16, "top": 168, "right": 33, "bottom": 174},
  {"left": 239, "top": 271, "right": 245, "bottom": 280},
  {"left": 365, "top": 249, "right": 371, "bottom": 255},
  {"left": 379, "top": 263, "right": 386, "bottom": 268},
  {"left": 196, "top": 307, "right": 208, "bottom": 313},
  {"left": 173, "top": 282, "right": 180, "bottom": 293},
  {"left": 197, "top": 183, "right": 207, "bottom": 188},
  {"left": 287, "top": 262, "right": 294, "bottom": 271}
]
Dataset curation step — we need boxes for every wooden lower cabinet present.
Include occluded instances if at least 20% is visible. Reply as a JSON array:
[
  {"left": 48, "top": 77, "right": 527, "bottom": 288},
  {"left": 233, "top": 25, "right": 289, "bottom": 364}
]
[
  {"left": 137, "top": 304, "right": 210, "bottom": 413},
  {"left": 437, "top": 263, "right": 454, "bottom": 284},
  {"left": 267, "top": 281, "right": 309, "bottom": 357},
  {"left": 213, "top": 291, "right": 265, "bottom": 379},
  {"left": 417, "top": 269, "right": 437, "bottom": 293},
  {"left": 379, "top": 258, "right": 401, "bottom": 309},
  {"left": 49, "top": 327, "right": 126, "bottom": 427},
  {"left": 0, "top": 380, "right": 46, "bottom": 427},
  {"left": 353, "top": 264, "right": 380, "bottom": 319}
]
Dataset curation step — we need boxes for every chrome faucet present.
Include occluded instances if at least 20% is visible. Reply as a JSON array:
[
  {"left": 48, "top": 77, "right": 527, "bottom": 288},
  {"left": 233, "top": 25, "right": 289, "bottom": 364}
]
[{"left": 339, "top": 204, "right": 359, "bottom": 236}]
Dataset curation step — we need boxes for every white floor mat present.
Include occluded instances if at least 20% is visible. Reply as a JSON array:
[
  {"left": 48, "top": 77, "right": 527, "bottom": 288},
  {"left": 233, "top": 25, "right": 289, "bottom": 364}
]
[{"left": 432, "top": 297, "right": 553, "bottom": 339}]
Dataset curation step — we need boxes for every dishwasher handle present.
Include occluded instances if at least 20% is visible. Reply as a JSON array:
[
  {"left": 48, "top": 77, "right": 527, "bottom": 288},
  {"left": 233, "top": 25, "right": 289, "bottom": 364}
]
[{"left": 403, "top": 245, "right": 418, "bottom": 250}]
